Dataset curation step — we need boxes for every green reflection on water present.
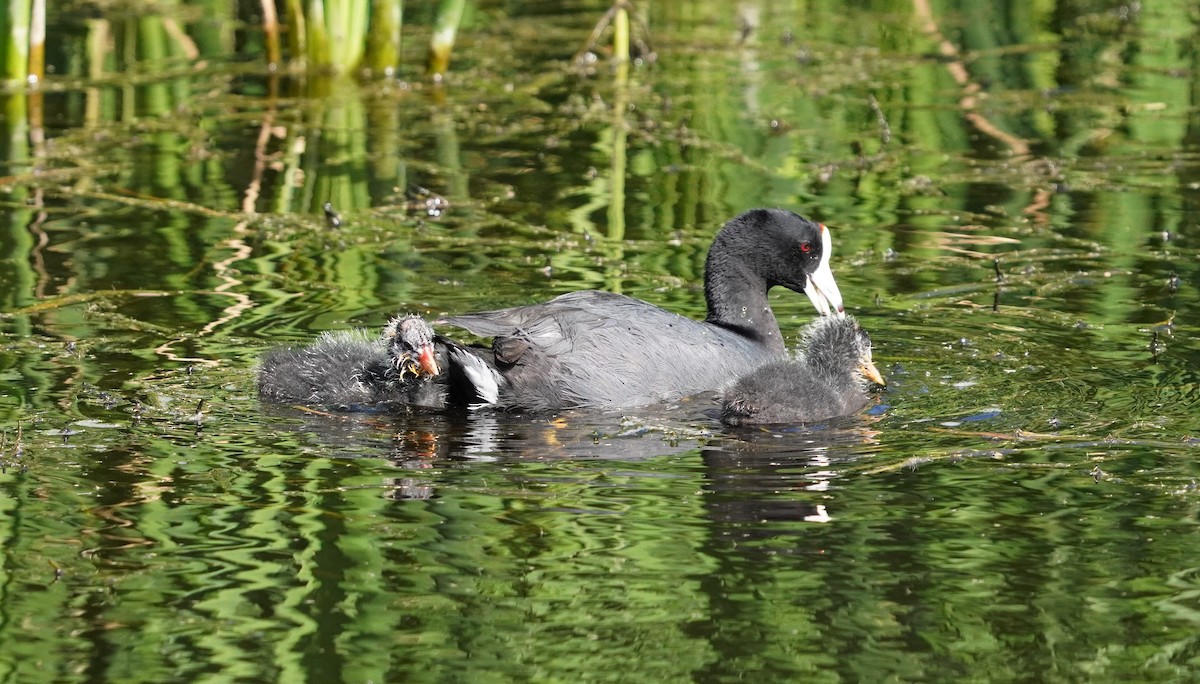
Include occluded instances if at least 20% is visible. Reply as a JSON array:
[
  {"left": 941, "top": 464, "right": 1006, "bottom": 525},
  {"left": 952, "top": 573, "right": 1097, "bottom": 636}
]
[{"left": 1, "top": 1, "right": 1200, "bottom": 682}]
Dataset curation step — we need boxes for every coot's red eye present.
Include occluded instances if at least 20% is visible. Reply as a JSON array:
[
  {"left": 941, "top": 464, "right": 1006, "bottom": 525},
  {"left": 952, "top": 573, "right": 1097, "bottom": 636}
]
[{"left": 800, "top": 242, "right": 813, "bottom": 253}]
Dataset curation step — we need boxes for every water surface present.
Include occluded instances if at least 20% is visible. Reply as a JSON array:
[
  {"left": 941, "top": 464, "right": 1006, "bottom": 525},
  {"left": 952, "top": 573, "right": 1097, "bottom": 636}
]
[{"left": 2, "top": 1, "right": 1199, "bottom": 681}]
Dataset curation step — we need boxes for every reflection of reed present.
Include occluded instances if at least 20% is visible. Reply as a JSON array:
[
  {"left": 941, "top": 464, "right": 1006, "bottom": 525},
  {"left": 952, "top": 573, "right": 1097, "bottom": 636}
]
[
  {"left": 911, "top": 0, "right": 1030, "bottom": 158},
  {"left": 699, "top": 425, "right": 880, "bottom": 539},
  {"left": 910, "top": 0, "right": 1057, "bottom": 225},
  {"left": 155, "top": 102, "right": 293, "bottom": 364}
]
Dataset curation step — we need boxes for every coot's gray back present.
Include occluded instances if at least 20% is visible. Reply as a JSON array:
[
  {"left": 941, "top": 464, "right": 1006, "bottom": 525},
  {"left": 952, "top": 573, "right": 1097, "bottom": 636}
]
[{"left": 443, "top": 290, "right": 786, "bottom": 410}]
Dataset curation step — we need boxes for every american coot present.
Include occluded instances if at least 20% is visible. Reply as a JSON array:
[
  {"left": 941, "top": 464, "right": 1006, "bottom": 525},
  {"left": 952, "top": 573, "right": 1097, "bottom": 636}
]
[
  {"left": 258, "top": 209, "right": 844, "bottom": 411},
  {"left": 431, "top": 208, "right": 844, "bottom": 410},
  {"left": 721, "top": 314, "right": 884, "bottom": 426},
  {"left": 257, "top": 315, "right": 449, "bottom": 409}
]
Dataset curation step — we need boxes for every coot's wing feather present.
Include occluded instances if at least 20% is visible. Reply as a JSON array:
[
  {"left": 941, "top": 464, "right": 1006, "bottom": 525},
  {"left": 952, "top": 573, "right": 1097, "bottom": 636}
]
[
  {"left": 441, "top": 291, "right": 776, "bottom": 408},
  {"left": 440, "top": 291, "right": 599, "bottom": 344}
]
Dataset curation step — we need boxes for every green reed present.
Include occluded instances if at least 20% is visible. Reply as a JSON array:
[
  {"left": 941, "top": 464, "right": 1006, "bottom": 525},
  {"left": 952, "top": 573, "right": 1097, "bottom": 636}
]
[
  {"left": 427, "top": 0, "right": 465, "bottom": 77},
  {"left": 279, "top": 0, "right": 404, "bottom": 75},
  {"left": 1, "top": 0, "right": 44, "bottom": 84}
]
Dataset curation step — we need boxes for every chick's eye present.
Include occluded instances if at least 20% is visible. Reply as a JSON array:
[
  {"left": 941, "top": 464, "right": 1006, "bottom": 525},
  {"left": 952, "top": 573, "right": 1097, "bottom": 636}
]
[{"left": 800, "top": 242, "right": 813, "bottom": 253}]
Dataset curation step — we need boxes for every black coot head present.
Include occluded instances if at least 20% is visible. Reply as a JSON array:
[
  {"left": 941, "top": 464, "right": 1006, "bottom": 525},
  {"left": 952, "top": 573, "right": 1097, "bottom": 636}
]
[{"left": 709, "top": 209, "right": 844, "bottom": 316}]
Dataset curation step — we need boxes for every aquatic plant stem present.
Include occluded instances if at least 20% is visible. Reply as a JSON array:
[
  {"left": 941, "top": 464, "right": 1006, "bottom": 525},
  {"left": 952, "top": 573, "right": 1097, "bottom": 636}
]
[
  {"left": 2, "top": 0, "right": 30, "bottom": 82},
  {"left": 305, "top": 0, "right": 331, "bottom": 69},
  {"left": 573, "top": 1, "right": 650, "bottom": 70},
  {"left": 429, "top": 0, "right": 465, "bottom": 78},
  {"left": 613, "top": 2, "right": 629, "bottom": 65},
  {"left": 28, "top": 0, "right": 43, "bottom": 83},
  {"left": 366, "top": 0, "right": 402, "bottom": 76},
  {"left": 285, "top": 0, "right": 306, "bottom": 64},
  {"left": 260, "top": 0, "right": 281, "bottom": 67},
  {"left": 336, "top": 0, "right": 369, "bottom": 72}
]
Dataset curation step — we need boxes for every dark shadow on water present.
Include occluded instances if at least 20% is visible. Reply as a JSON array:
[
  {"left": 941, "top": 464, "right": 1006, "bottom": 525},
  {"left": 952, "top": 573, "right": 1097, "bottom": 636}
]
[
  {"left": 257, "top": 393, "right": 720, "bottom": 462},
  {"left": 701, "top": 416, "right": 882, "bottom": 535},
  {"left": 258, "top": 389, "right": 885, "bottom": 456},
  {"left": 258, "top": 392, "right": 886, "bottom": 508}
]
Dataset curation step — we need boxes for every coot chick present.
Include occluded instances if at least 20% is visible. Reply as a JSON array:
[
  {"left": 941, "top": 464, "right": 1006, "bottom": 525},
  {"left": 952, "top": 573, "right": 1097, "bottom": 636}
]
[
  {"left": 436, "top": 208, "right": 845, "bottom": 410},
  {"left": 721, "top": 315, "right": 884, "bottom": 426},
  {"left": 257, "top": 315, "right": 447, "bottom": 409}
]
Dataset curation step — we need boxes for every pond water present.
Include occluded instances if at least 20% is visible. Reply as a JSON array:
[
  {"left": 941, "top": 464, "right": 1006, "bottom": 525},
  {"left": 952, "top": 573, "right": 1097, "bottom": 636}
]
[{"left": 2, "top": 1, "right": 1199, "bottom": 681}]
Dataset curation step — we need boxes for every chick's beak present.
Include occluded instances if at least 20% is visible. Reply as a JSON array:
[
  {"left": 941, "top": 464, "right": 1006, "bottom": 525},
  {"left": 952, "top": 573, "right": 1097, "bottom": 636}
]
[
  {"left": 860, "top": 359, "right": 886, "bottom": 387},
  {"left": 805, "top": 224, "right": 845, "bottom": 317},
  {"left": 417, "top": 345, "right": 440, "bottom": 376}
]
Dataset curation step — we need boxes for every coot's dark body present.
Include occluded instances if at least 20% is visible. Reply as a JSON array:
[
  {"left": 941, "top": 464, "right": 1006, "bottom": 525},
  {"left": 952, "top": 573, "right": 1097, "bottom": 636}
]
[
  {"left": 721, "top": 315, "right": 883, "bottom": 426},
  {"left": 439, "top": 290, "right": 788, "bottom": 410},
  {"left": 258, "top": 209, "right": 845, "bottom": 412},
  {"left": 440, "top": 209, "right": 843, "bottom": 410}
]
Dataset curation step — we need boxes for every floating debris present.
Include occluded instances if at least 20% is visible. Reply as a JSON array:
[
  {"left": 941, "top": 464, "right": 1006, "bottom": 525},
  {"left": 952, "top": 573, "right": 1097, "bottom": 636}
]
[{"left": 323, "top": 202, "right": 342, "bottom": 228}]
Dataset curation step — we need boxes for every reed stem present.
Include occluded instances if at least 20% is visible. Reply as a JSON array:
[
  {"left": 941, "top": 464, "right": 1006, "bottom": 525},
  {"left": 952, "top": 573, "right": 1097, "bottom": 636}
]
[
  {"left": 428, "top": 0, "right": 465, "bottom": 78},
  {"left": 613, "top": 2, "right": 629, "bottom": 65},
  {"left": 366, "top": 0, "right": 403, "bottom": 76},
  {"left": 3, "top": 0, "right": 30, "bottom": 82},
  {"left": 261, "top": 0, "right": 281, "bottom": 67}
]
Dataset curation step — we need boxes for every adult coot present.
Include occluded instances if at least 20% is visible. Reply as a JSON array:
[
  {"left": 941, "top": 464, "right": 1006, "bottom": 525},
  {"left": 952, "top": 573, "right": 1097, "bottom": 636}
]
[
  {"left": 721, "top": 314, "right": 884, "bottom": 426},
  {"left": 258, "top": 209, "right": 844, "bottom": 411},
  {"left": 433, "top": 208, "right": 844, "bottom": 410}
]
